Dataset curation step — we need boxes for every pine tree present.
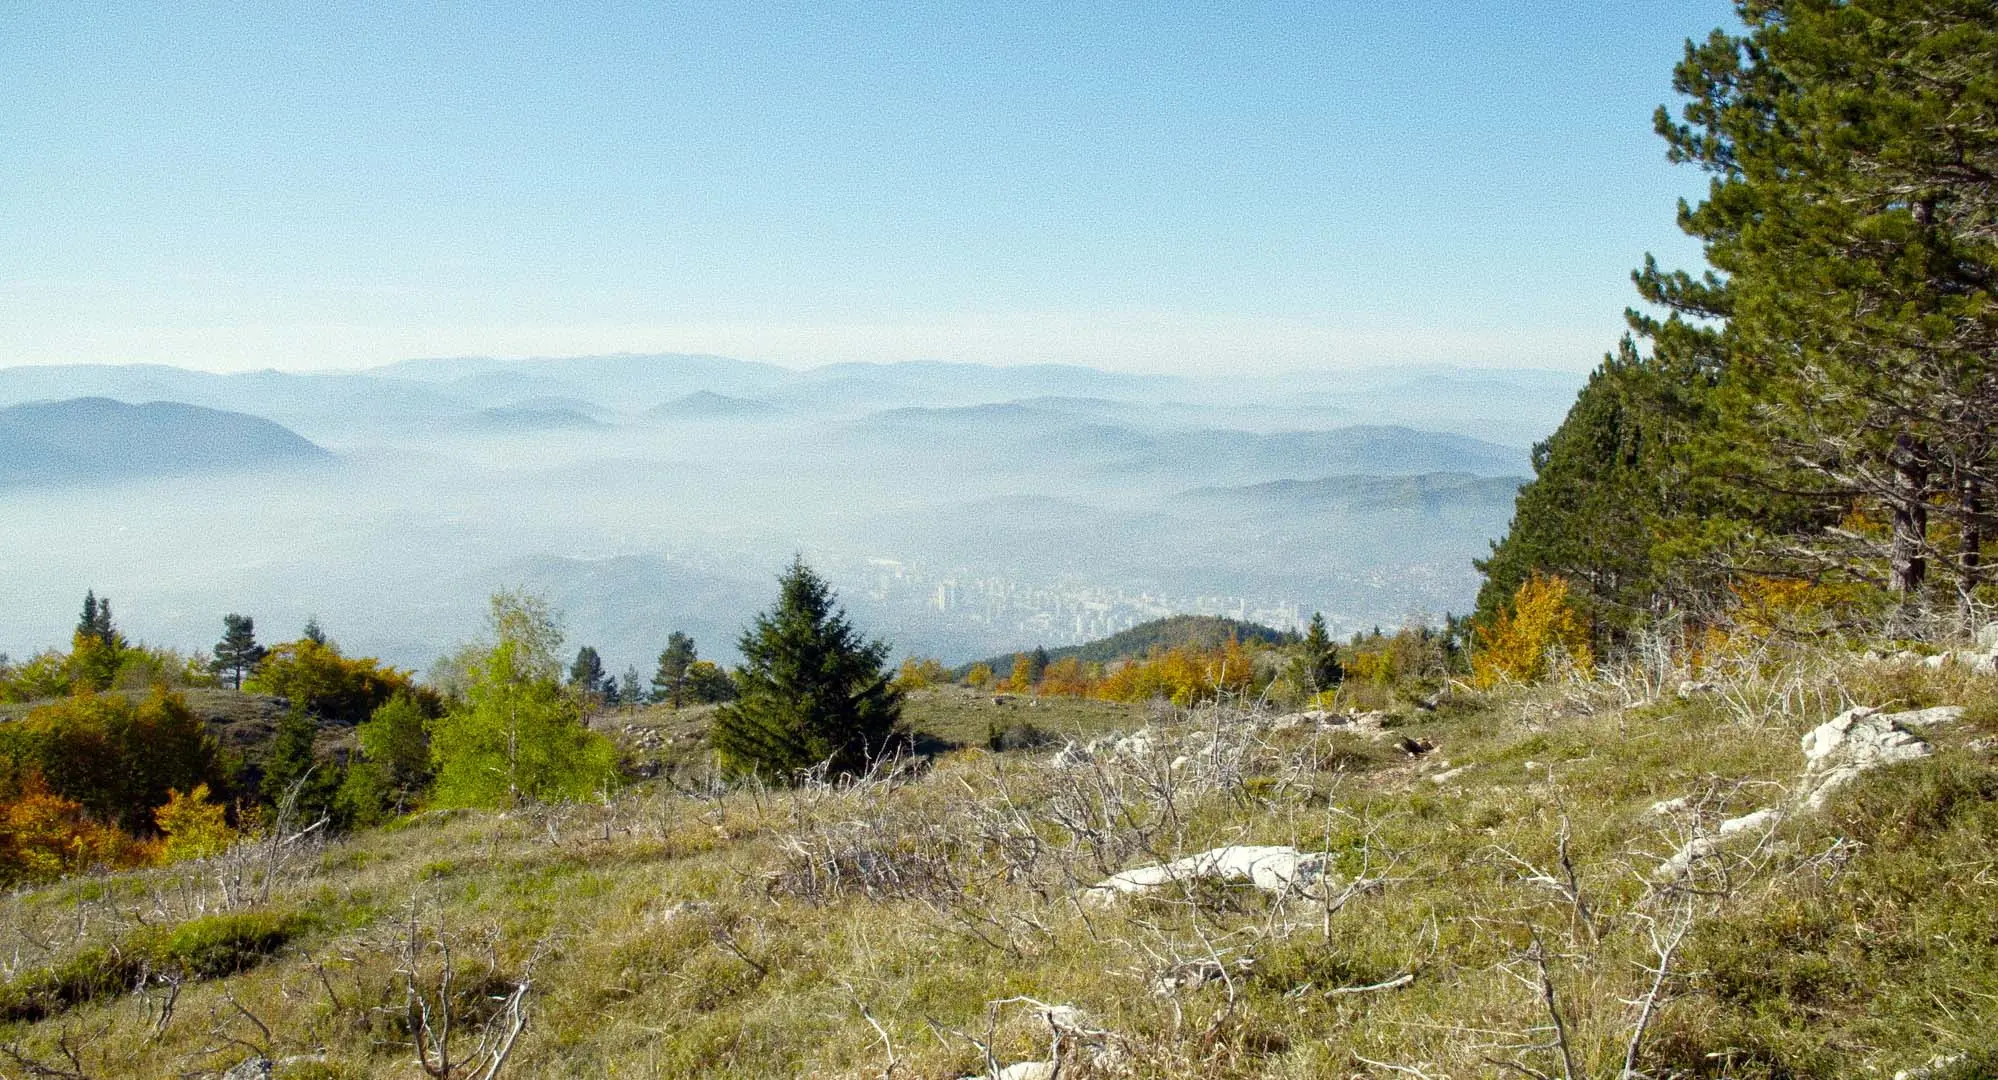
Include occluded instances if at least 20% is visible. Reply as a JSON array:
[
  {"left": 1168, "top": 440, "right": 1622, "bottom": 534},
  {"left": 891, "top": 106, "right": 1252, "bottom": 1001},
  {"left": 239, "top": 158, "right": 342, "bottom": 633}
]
[
  {"left": 619, "top": 666, "right": 642, "bottom": 708},
  {"left": 302, "top": 617, "right": 328, "bottom": 646},
  {"left": 261, "top": 707, "right": 336, "bottom": 820},
  {"left": 1647, "top": 2, "right": 1998, "bottom": 605},
  {"left": 651, "top": 632, "right": 698, "bottom": 707},
  {"left": 569, "top": 646, "right": 608, "bottom": 699},
  {"left": 711, "top": 559, "right": 902, "bottom": 781},
  {"left": 212, "top": 614, "right": 267, "bottom": 689},
  {"left": 70, "top": 590, "right": 125, "bottom": 691}
]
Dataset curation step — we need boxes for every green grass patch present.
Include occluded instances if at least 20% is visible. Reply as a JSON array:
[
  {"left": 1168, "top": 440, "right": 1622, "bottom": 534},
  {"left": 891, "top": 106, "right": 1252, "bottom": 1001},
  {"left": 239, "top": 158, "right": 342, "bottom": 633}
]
[{"left": 0, "top": 909, "right": 314, "bottom": 1023}]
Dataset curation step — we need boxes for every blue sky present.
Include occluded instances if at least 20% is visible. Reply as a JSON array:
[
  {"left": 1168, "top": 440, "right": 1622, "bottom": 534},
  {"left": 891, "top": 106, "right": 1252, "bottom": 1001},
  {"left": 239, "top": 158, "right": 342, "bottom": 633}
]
[{"left": 0, "top": 2, "right": 1737, "bottom": 375}]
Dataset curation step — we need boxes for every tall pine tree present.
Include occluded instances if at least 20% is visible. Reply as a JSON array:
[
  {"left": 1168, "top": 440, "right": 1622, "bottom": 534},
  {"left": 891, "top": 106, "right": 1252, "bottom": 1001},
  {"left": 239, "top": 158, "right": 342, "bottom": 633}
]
[
  {"left": 711, "top": 559, "right": 902, "bottom": 781},
  {"left": 212, "top": 614, "right": 267, "bottom": 689},
  {"left": 1652, "top": 1, "right": 1998, "bottom": 606}
]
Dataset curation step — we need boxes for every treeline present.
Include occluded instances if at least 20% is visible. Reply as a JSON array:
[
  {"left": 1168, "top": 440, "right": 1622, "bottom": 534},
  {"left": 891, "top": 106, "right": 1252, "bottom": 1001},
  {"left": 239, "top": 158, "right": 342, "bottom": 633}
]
[
  {"left": 0, "top": 561, "right": 920, "bottom": 885},
  {"left": 1477, "top": 1, "right": 1998, "bottom": 656},
  {"left": 902, "top": 612, "right": 1469, "bottom": 711},
  {"left": 0, "top": 592, "right": 619, "bottom": 886}
]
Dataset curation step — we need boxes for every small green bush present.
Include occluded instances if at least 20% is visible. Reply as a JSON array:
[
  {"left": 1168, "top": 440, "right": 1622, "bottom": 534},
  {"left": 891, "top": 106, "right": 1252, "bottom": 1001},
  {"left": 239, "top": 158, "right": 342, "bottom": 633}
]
[{"left": 0, "top": 909, "right": 311, "bottom": 1022}]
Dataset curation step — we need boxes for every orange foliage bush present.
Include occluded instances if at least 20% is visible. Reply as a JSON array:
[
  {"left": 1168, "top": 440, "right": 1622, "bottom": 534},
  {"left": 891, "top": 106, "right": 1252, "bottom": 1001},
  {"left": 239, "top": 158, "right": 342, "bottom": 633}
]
[{"left": 0, "top": 775, "right": 150, "bottom": 887}]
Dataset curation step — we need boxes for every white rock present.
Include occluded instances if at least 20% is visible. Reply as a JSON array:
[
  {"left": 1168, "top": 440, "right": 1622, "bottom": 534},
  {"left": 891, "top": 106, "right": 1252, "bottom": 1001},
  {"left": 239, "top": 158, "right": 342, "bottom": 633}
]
[
  {"left": 963, "top": 1063, "right": 1054, "bottom": 1080},
  {"left": 1654, "top": 808, "right": 1786, "bottom": 881},
  {"left": 1895, "top": 1052, "right": 1967, "bottom": 1080},
  {"left": 1648, "top": 795, "right": 1692, "bottom": 817},
  {"left": 1978, "top": 621, "right": 1998, "bottom": 651},
  {"left": 1799, "top": 707, "right": 1933, "bottom": 810},
  {"left": 1715, "top": 807, "right": 1785, "bottom": 837},
  {"left": 1052, "top": 741, "right": 1093, "bottom": 767},
  {"left": 1922, "top": 653, "right": 1952, "bottom": 670},
  {"left": 1082, "top": 845, "right": 1337, "bottom": 906},
  {"left": 1428, "top": 764, "right": 1473, "bottom": 785},
  {"left": 1270, "top": 709, "right": 1332, "bottom": 730},
  {"left": 1676, "top": 679, "right": 1719, "bottom": 697},
  {"left": 1110, "top": 730, "right": 1155, "bottom": 758},
  {"left": 1889, "top": 705, "right": 1965, "bottom": 728}
]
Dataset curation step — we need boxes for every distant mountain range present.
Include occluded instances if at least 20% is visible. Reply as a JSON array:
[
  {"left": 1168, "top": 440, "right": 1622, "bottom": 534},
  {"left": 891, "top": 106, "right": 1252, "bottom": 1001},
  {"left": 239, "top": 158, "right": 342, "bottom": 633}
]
[
  {"left": 853, "top": 404, "right": 1526, "bottom": 478},
  {"left": 0, "top": 397, "right": 329, "bottom": 488},
  {"left": 0, "top": 354, "right": 1583, "bottom": 447},
  {"left": 0, "top": 353, "right": 1569, "bottom": 668}
]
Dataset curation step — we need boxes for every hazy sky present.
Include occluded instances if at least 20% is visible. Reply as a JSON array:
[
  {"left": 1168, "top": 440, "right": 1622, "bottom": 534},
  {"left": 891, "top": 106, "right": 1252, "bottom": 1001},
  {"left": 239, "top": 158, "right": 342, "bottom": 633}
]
[{"left": 1, "top": 2, "right": 1734, "bottom": 376}]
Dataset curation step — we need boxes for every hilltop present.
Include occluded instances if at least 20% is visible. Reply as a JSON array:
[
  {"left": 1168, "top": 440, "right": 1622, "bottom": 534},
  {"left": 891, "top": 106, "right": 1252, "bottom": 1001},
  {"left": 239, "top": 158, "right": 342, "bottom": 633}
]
[
  {"left": 2, "top": 640, "right": 1992, "bottom": 1078},
  {"left": 962, "top": 614, "right": 1296, "bottom": 675},
  {"left": 0, "top": 397, "right": 330, "bottom": 488}
]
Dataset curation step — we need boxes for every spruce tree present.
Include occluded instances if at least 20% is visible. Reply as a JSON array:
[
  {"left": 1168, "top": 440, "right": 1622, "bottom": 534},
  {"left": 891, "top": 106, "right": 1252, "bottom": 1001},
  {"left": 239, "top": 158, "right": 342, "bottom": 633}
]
[
  {"left": 70, "top": 590, "right": 125, "bottom": 691},
  {"left": 1298, "top": 612, "right": 1343, "bottom": 693},
  {"left": 212, "top": 614, "right": 267, "bottom": 689},
  {"left": 711, "top": 559, "right": 902, "bottom": 781},
  {"left": 261, "top": 707, "right": 337, "bottom": 821}
]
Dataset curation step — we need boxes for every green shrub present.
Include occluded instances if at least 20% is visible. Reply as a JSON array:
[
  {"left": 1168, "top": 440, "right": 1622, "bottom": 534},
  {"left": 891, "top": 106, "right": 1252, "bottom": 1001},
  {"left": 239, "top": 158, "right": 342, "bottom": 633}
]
[{"left": 0, "top": 910, "right": 311, "bottom": 1022}]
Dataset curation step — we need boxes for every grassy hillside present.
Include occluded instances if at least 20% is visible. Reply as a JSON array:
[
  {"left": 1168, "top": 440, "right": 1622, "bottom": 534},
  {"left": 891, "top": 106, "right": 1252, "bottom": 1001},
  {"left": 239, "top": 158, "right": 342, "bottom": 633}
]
[
  {"left": 3, "top": 643, "right": 1993, "bottom": 1078},
  {"left": 962, "top": 614, "right": 1296, "bottom": 676}
]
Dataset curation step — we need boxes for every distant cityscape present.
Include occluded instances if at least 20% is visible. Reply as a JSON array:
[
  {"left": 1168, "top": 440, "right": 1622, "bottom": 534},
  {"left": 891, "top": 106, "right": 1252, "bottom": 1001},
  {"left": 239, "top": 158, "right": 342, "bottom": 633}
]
[{"left": 814, "top": 552, "right": 1483, "bottom": 659}]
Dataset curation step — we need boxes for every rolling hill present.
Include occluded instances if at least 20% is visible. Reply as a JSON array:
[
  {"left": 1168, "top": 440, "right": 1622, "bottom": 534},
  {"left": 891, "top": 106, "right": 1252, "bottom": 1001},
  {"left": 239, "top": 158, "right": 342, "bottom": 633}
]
[
  {"left": 0, "top": 398, "right": 330, "bottom": 487},
  {"left": 645, "top": 391, "right": 782, "bottom": 420},
  {"left": 961, "top": 614, "right": 1297, "bottom": 675}
]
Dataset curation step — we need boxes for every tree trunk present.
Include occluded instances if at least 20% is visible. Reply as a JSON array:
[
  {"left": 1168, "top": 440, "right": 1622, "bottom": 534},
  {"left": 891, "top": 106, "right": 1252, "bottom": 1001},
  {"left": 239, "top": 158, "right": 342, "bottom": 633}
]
[{"left": 1890, "top": 433, "right": 1930, "bottom": 595}]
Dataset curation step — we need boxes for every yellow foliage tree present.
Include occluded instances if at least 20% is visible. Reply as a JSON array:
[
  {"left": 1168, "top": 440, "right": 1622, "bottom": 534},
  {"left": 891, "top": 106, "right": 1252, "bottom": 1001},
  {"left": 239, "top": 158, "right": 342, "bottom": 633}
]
[
  {"left": 1004, "top": 653, "right": 1037, "bottom": 694},
  {"left": 1038, "top": 657, "right": 1097, "bottom": 697},
  {"left": 1472, "top": 574, "right": 1593, "bottom": 688},
  {"left": 893, "top": 657, "right": 951, "bottom": 692},
  {"left": 154, "top": 783, "right": 234, "bottom": 863},
  {"left": 964, "top": 663, "right": 995, "bottom": 690},
  {"left": 1096, "top": 641, "right": 1257, "bottom": 707}
]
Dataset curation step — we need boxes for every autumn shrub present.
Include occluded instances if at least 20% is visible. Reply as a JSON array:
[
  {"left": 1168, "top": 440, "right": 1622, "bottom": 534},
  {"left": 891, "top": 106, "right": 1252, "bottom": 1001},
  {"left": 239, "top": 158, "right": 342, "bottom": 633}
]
[
  {"left": 0, "top": 776, "right": 150, "bottom": 887},
  {"left": 1037, "top": 656, "right": 1099, "bottom": 697},
  {"left": 0, "top": 690, "right": 226, "bottom": 834},
  {"left": 894, "top": 656, "right": 953, "bottom": 692},
  {"left": 246, "top": 639, "right": 430, "bottom": 726},
  {"left": 1471, "top": 573, "right": 1594, "bottom": 688},
  {"left": 1096, "top": 639, "right": 1258, "bottom": 706},
  {"left": 154, "top": 783, "right": 235, "bottom": 863}
]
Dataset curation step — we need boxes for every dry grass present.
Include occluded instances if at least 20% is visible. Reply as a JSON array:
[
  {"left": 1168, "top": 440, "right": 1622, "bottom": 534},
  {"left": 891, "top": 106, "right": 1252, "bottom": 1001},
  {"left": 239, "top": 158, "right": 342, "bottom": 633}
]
[{"left": 3, "top": 649, "right": 1996, "bottom": 1079}]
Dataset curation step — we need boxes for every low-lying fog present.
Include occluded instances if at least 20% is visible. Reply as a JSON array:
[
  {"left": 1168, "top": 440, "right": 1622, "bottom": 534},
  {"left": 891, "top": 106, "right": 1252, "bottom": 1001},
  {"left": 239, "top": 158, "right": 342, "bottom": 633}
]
[{"left": 0, "top": 358, "right": 1573, "bottom": 676}]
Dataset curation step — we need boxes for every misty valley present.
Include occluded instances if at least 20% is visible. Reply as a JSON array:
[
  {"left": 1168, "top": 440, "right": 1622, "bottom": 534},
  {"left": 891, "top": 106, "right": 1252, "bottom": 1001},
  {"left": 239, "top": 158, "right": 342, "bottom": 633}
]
[{"left": 0, "top": 355, "right": 1563, "bottom": 672}]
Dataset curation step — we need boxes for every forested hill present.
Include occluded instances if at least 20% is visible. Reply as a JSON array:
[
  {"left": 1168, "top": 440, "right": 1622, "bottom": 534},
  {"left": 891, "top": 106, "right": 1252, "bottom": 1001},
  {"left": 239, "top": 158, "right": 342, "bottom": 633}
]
[
  {"left": 0, "top": 397, "right": 330, "bottom": 487},
  {"left": 961, "top": 614, "right": 1296, "bottom": 675}
]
